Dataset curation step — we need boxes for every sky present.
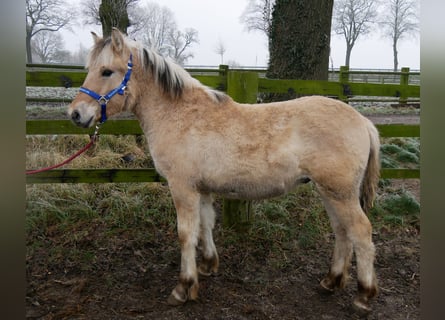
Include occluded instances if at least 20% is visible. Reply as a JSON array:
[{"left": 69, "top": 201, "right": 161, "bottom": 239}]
[{"left": 60, "top": 0, "right": 420, "bottom": 70}]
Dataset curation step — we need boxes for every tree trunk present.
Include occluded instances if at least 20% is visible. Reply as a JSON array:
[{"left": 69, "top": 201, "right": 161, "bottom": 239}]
[
  {"left": 393, "top": 39, "right": 398, "bottom": 71},
  {"left": 345, "top": 43, "right": 352, "bottom": 67},
  {"left": 26, "top": 32, "right": 33, "bottom": 63},
  {"left": 99, "top": 0, "right": 130, "bottom": 37},
  {"left": 267, "top": 0, "right": 334, "bottom": 81}
]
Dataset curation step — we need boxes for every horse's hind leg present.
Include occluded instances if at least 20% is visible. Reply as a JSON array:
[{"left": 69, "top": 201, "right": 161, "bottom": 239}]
[
  {"left": 167, "top": 182, "right": 201, "bottom": 306},
  {"left": 319, "top": 195, "right": 353, "bottom": 293},
  {"left": 320, "top": 194, "right": 378, "bottom": 313},
  {"left": 198, "top": 194, "right": 219, "bottom": 276}
]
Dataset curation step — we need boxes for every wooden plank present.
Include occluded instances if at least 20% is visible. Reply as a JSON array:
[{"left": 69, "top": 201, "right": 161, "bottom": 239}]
[
  {"left": 26, "top": 70, "right": 87, "bottom": 87},
  {"left": 25, "top": 167, "right": 419, "bottom": 184},
  {"left": 26, "top": 70, "right": 223, "bottom": 89},
  {"left": 380, "top": 168, "right": 419, "bottom": 179},
  {"left": 347, "top": 82, "right": 420, "bottom": 98},
  {"left": 26, "top": 168, "right": 164, "bottom": 184},
  {"left": 27, "top": 97, "right": 73, "bottom": 103},
  {"left": 27, "top": 120, "right": 420, "bottom": 138},
  {"left": 26, "top": 120, "right": 143, "bottom": 135},
  {"left": 193, "top": 75, "right": 226, "bottom": 90},
  {"left": 376, "top": 124, "right": 420, "bottom": 137},
  {"left": 258, "top": 78, "right": 342, "bottom": 96}
]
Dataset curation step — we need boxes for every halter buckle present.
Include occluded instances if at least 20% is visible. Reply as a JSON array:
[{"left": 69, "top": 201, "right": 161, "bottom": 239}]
[{"left": 98, "top": 96, "right": 109, "bottom": 105}]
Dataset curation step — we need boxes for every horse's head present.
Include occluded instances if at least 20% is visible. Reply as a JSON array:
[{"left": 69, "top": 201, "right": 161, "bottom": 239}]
[{"left": 68, "top": 29, "right": 134, "bottom": 128}]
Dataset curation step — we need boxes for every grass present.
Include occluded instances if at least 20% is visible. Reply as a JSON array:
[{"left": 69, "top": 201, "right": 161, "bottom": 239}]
[{"left": 380, "top": 137, "right": 420, "bottom": 170}]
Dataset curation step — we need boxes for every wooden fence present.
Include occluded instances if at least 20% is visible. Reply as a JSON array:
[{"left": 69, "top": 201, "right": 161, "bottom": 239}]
[{"left": 26, "top": 64, "right": 420, "bottom": 225}]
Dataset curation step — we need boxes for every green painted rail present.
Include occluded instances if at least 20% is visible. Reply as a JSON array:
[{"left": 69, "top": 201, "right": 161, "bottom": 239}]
[{"left": 26, "top": 119, "right": 420, "bottom": 183}]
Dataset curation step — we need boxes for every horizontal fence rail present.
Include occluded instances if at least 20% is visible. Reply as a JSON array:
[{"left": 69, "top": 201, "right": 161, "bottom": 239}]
[
  {"left": 26, "top": 64, "right": 420, "bottom": 104},
  {"left": 25, "top": 120, "right": 419, "bottom": 183}
]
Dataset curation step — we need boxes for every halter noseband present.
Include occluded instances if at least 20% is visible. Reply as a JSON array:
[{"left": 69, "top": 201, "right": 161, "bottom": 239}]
[{"left": 79, "top": 54, "right": 133, "bottom": 124}]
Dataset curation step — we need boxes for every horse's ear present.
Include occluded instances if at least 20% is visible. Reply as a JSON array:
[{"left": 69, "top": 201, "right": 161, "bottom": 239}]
[
  {"left": 91, "top": 32, "right": 101, "bottom": 45},
  {"left": 111, "top": 28, "right": 125, "bottom": 54}
]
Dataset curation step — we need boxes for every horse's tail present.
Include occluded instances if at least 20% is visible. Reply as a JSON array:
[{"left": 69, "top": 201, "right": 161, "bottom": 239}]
[{"left": 360, "top": 120, "right": 381, "bottom": 214}]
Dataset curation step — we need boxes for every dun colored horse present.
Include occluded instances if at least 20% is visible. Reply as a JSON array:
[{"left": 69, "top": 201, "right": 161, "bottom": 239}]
[{"left": 68, "top": 29, "right": 380, "bottom": 313}]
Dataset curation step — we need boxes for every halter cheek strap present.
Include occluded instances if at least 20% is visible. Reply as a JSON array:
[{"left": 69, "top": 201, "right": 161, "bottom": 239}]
[{"left": 79, "top": 54, "right": 133, "bottom": 124}]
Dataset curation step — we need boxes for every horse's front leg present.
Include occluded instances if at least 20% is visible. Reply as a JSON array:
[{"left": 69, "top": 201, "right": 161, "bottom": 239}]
[
  {"left": 198, "top": 194, "right": 219, "bottom": 276},
  {"left": 167, "top": 182, "right": 201, "bottom": 306}
]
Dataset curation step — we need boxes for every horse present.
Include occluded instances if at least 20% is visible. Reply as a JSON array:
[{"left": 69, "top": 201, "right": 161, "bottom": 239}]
[{"left": 68, "top": 28, "right": 380, "bottom": 314}]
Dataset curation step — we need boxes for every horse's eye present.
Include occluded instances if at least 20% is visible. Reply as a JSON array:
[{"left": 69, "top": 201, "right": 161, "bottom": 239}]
[{"left": 102, "top": 69, "right": 113, "bottom": 77}]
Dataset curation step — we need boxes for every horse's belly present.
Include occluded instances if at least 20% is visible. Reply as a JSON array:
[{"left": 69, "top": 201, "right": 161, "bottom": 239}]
[{"left": 197, "top": 175, "right": 308, "bottom": 200}]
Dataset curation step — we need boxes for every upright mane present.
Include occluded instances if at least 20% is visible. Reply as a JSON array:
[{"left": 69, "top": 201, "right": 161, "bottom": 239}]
[{"left": 86, "top": 34, "right": 226, "bottom": 102}]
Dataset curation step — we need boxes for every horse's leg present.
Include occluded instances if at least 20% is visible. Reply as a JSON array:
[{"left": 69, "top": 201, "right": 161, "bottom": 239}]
[
  {"left": 198, "top": 194, "right": 219, "bottom": 276},
  {"left": 167, "top": 182, "right": 201, "bottom": 306},
  {"left": 319, "top": 193, "right": 378, "bottom": 313},
  {"left": 319, "top": 194, "right": 353, "bottom": 293}
]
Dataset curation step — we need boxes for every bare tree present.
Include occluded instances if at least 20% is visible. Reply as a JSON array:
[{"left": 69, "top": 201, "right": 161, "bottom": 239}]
[
  {"left": 81, "top": 1, "right": 198, "bottom": 64},
  {"left": 26, "top": 0, "right": 76, "bottom": 63},
  {"left": 130, "top": 2, "right": 199, "bottom": 64},
  {"left": 333, "top": 0, "right": 379, "bottom": 66},
  {"left": 168, "top": 28, "right": 199, "bottom": 65},
  {"left": 69, "top": 43, "right": 90, "bottom": 65},
  {"left": 214, "top": 39, "right": 227, "bottom": 65},
  {"left": 240, "top": 0, "right": 275, "bottom": 37},
  {"left": 380, "top": 0, "right": 419, "bottom": 71},
  {"left": 134, "top": 2, "right": 177, "bottom": 55},
  {"left": 31, "top": 30, "right": 66, "bottom": 63}
]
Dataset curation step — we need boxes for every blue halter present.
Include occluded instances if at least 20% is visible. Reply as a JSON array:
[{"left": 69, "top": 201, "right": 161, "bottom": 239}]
[{"left": 79, "top": 54, "right": 133, "bottom": 124}]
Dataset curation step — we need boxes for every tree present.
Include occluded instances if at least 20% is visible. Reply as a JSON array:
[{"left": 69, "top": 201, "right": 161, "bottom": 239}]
[
  {"left": 267, "top": 0, "right": 334, "bottom": 82},
  {"left": 83, "top": 1, "right": 198, "bottom": 64},
  {"left": 133, "top": 2, "right": 177, "bottom": 55},
  {"left": 168, "top": 28, "right": 199, "bottom": 65},
  {"left": 26, "top": 0, "right": 76, "bottom": 63},
  {"left": 99, "top": 0, "right": 130, "bottom": 36},
  {"left": 131, "top": 2, "right": 198, "bottom": 64},
  {"left": 81, "top": 0, "right": 139, "bottom": 36},
  {"left": 31, "top": 30, "right": 66, "bottom": 63},
  {"left": 380, "top": 0, "right": 419, "bottom": 71},
  {"left": 240, "top": 0, "right": 275, "bottom": 38},
  {"left": 214, "top": 39, "right": 227, "bottom": 65},
  {"left": 333, "top": 0, "right": 379, "bottom": 67},
  {"left": 69, "top": 43, "right": 90, "bottom": 65}
]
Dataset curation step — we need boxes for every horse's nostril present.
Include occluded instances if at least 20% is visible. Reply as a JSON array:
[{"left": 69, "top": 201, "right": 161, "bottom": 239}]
[{"left": 71, "top": 110, "right": 80, "bottom": 122}]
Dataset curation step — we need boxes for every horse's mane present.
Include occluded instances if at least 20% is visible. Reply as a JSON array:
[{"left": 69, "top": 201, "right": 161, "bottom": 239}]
[{"left": 86, "top": 35, "right": 227, "bottom": 103}]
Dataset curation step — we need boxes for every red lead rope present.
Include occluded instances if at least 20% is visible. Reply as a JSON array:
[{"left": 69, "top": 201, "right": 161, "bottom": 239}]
[{"left": 26, "top": 132, "right": 99, "bottom": 175}]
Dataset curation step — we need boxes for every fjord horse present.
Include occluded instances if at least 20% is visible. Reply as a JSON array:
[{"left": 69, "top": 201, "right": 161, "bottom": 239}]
[{"left": 68, "top": 29, "right": 380, "bottom": 313}]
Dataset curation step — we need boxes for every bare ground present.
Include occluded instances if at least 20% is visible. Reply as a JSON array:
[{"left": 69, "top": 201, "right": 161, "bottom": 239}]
[
  {"left": 26, "top": 112, "right": 420, "bottom": 319},
  {"left": 25, "top": 217, "right": 419, "bottom": 320}
]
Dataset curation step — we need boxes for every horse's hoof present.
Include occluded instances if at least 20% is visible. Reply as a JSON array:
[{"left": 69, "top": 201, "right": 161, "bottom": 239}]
[
  {"left": 319, "top": 278, "right": 336, "bottom": 294},
  {"left": 198, "top": 265, "right": 212, "bottom": 277},
  {"left": 167, "top": 292, "right": 187, "bottom": 306},
  {"left": 198, "top": 256, "right": 219, "bottom": 277},
  {"left": 352, "top": 296, "right": 372, "bottom": 316}
]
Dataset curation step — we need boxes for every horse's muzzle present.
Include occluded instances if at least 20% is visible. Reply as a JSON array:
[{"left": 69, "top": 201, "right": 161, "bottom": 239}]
[{"left": 70, "top": 109, "right": 94, "bottom": 128}]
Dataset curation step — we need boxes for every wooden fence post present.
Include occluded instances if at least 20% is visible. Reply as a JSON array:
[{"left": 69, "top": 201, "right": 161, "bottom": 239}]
[
  {"left": 223, "top": 70, "right": 259, "bottom": 228},
  {"left": 338, "top": 66, "right": 350, "bottom": 102},
  {"left": 399, "top": 67, "right": 410, "bottom": 105}
]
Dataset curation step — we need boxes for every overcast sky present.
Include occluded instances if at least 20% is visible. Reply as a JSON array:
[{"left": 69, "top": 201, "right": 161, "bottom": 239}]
[{"left": 61, "top": 0, "right": 420, "bottom": 70}]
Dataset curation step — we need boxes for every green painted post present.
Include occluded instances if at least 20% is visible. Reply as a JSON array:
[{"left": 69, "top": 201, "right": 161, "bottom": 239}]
[
  {"left": 223, "top": 70, "right": 259, "bottom": 228},
  {"left": 399, "top": 67, "right": 410, "bottom": 105},
  {"left": 338, "top": 66, "right": 350, "bottom": 102}
]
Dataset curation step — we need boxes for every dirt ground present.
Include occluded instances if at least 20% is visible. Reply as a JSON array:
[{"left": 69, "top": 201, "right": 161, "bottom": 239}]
[
  {"left": 25, "top": 214, "right": 420, "bottom": 320},
  {"left": 26, "top": 113, "right": 420, "bottom": 319}
]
